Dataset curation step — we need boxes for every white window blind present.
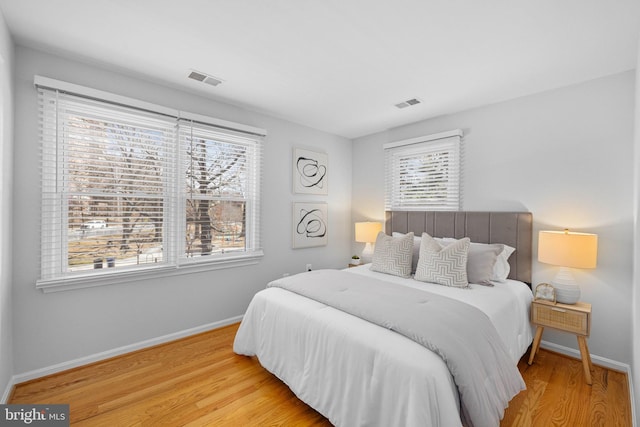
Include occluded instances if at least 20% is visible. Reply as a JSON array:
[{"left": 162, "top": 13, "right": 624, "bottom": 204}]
[
  {"left": 178, "top": 120, "right": 262, "bottom": 262},
  {"left": 384, "top": 130, "right": 463, "bottom": 211},
  {"left": 37, "top": 80, "right": 264, "bottom": 289}
]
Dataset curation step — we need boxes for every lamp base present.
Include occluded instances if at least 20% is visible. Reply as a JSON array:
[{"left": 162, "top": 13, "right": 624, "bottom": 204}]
[
  {"left": 552, "top": 267, "right": 581, "bottom": 304},
  {"left": 361, "top": 242, "right": 374, "bottom": 263}
]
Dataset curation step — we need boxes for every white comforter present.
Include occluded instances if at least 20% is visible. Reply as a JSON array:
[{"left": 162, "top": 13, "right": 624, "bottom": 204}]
[{"left": 234, "top": 265, "right": 533, "bottom": 427}]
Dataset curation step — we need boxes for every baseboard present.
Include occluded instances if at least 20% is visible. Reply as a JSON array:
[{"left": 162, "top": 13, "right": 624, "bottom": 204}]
[
  {"left": 1, "top": 376, "right": 15, "bottom": 404},
  {"left": 629, "top": 372, "right": 637, "bottom": 427},
  {"left": 540, "top": 340, "right": 630, "bottom": 372},
  {"left": 10, "top": 315, "right": 243, "bottom": 387},
  {"left": 540, "top": 340, "right": 637, "bottom": 426}
]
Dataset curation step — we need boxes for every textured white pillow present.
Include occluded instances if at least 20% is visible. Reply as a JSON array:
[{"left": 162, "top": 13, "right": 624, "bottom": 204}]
[
  {"left": 392, "top": 232, "right": 421, "bottom": 274},
  {"left": 371, "top": 232, "right": 414, "bottom": 278},
  {"left": 391, "top": 232, "right": 451, "bottom": 275},
  {"left": 415, "top": 233, "right": 470, "bottom": 288}
]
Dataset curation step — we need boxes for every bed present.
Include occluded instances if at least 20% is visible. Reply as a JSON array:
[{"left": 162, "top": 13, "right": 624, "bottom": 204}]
[{"left": 234, "top": 211, "right": 533, "bottom": 427}]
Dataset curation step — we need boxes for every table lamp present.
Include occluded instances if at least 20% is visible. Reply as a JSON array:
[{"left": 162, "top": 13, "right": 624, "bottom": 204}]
[
  {"left": 538, "top": 229, "right": 598, "bottom": 304},
  {"left": 355, "top": 222, "right": 383, "bottom": 262}
]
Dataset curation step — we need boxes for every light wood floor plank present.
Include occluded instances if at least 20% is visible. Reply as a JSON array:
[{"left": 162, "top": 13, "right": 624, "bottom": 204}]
[{"left": 9, "top": 323, "right": 631, "bottom": 426}]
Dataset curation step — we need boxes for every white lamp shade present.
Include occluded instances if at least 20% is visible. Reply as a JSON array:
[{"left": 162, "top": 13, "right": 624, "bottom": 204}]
[
  {"left": 355, "top": 222, "right": 383, "bottom": 243},
  {"left": 538, "top": 230, "right": 598, "bottom": 269}
]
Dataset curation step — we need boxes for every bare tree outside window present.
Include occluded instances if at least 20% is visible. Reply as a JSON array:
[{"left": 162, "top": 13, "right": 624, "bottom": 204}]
[{"left": 183, "top": 129, "right": 249, "bottom": 258}]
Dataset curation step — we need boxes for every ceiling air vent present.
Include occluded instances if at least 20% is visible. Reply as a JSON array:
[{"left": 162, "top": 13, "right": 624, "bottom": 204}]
[
  {"left": 395, "top": 98, "right": 422, "bottom": 109},
  {"left": 188, "top": 70, "right": 223, "bottom": 87}
]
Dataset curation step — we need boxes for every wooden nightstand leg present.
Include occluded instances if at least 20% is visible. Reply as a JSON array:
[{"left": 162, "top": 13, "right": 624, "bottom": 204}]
[
  {"left": 528, "top": 326, "right": 544, "bottom": 365},
  {"left": 577, "top": 336, "right": 593, "bottom": 385}
]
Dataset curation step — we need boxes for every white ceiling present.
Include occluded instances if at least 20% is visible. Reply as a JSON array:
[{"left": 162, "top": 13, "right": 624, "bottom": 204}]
[{"left": 1, "top": 0, "right": 639, "bottom": 139}]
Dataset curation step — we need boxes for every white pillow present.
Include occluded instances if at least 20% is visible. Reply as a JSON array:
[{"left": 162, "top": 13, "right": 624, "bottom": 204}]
[
  {"left": 371, "top": 232, "right": 414, "bottom": 278},
  {"left": 466, "top": 243, "right": 503, "bottom": 286},
  {"left": 493, "top": 244, "right": 515, "bottom": 282},
  {"left": 440, "top": 238, "right": 515, "bottom": 283},
  {"left": 415, "top": 233, "right": 470, "bottom": 288}
]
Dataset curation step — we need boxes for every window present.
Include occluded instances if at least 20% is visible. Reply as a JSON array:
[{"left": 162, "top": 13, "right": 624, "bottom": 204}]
[
  {"left": 384, "top": 130, "right": 463, "bottom": 211},
  {"left": 178, "top": 120, "right": 261, "bottom": 261},
  {"left": 37, "top": 78, "right": 264, "bottom": 291}
]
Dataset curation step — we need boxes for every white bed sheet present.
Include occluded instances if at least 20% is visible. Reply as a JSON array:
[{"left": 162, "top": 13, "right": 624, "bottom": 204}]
[{"left": 234, "top": 265, "right": 533, "bottom": 427}]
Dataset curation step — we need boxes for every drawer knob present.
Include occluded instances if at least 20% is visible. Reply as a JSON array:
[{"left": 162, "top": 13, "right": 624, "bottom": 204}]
[{"left": 551, "top": 307, "right": 567, "bottom": 313}]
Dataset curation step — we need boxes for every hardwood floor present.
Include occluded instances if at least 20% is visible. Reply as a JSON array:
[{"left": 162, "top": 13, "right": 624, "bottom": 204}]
[
  {"left": 503, "top": 348, "right": 631, "bottom": 426},
  {"left": 9, "top": 323, "right": 631, "bottom": 426}
]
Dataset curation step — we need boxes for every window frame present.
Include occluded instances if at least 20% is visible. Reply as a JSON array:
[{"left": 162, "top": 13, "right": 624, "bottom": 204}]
[
  {"left": 35, "top": 76, "right": 266, "bottom": 293},
  {"left": 383, "top": 129, "right": 463, "bottom": 211}
]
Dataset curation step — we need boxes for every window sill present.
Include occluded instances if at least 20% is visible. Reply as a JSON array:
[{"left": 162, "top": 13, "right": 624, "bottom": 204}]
[{"left": 36, "top": 251, "right": 264, "bottom": 293}]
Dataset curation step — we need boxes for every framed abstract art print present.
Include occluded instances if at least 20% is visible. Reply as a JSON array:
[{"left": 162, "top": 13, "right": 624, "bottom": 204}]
[
  {"left": 293, "top": 148, "right": 328, "bottom": 195},
  {"left": 292, "top": 202, "right": 328, "bottom": 248}
]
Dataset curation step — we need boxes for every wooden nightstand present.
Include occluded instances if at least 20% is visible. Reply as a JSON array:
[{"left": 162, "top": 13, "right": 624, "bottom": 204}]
[{"left": 528, "top": 300, "right": 593, "bottom": 384}]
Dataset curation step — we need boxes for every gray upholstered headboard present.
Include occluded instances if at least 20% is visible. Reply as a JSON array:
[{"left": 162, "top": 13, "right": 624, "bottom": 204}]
[{"left": 385, "top": 211, "right": 532, "bottom": 284}]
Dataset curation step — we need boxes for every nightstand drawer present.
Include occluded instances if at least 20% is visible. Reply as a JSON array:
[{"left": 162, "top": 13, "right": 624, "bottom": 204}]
[{"left": 532, "top": 303, "right": 589, "bottom": 336}]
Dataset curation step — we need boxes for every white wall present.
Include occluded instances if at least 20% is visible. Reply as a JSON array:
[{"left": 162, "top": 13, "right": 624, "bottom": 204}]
[
  {"left": 353, "top": 71, "right": 635, "bottom": 365},
  {"left": 12, "top": 46, "right": 352, "bottom": 375},
  {"left": 0, "top": 8, "right": 13, "bottom": 400}
]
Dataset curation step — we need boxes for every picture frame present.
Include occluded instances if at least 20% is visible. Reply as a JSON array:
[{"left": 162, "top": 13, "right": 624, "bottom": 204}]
[
  {"left": 292, "top": 202, "right": 328, "bottom": 248},
  {"left": 293, "top": 148, "right": 328, "bottom": 195},
  {"left": 534, "top": 283, "right": 556, "bottom": 304}
]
